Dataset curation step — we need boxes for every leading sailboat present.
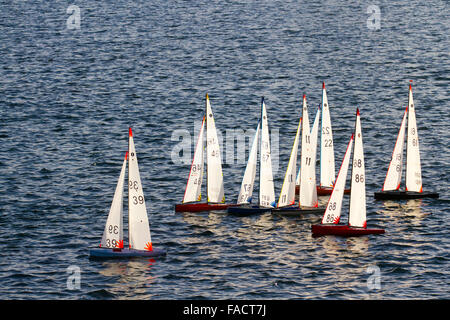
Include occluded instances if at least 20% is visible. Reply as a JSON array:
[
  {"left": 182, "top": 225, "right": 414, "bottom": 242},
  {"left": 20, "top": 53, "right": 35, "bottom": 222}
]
[
  {"left": 175, "top": 94, "right": 236, "bottom": 212},
  {"left": 374, "top": 83, "right": 439, "bottom": 200},
  {"left": 227, "top": 97, "right": 276, "bottom": 215},
  {"left": 90, "top": 128, "right": 166, "bottom": 258},
  {"left": 312, "top": 109, "right": 385, "bottom": 236}
]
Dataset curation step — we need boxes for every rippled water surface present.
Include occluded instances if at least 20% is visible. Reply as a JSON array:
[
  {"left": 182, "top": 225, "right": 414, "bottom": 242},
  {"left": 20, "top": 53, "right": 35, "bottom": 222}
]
[{"left": 0, "top": 1, "right": 448, "bottom": 299}]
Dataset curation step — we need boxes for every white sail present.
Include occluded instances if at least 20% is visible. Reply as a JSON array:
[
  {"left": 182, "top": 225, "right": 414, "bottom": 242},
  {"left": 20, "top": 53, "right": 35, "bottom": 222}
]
[
  {"left": 349, "top": 109, "right": 366, "bottom": 228},
  {"left": 237, "top": 122, "right": 260, "bottom": 204},
  {"left": 320, "top": 82, "right": 336, "bottom": 188},
  {"left": 259, "top": 98, "right": 275, "bottom": 207},
  {"left": 299, "top": 96, "right": 319, "bottom": 207},
  {"left": 405, "top": 84, "right": 422, "bottom": 192},
  {"left": 183, "top": 116, "right": 205, "bottom": 203},
  {"left": 277, "top": 116, "right": 301, "bottom": 207},
  {"left": 128, "top": 128, "right": 153, "bottom": 251},
  {"left": 100, "top": 153, "right": 126, "bottom": 249},
  {"left": 206, "top": 94, "right": 225, "bottom": 203},
  {"left": 382, "top": 107, "right": 407, "bottom": 191},
  {"left": 321, "top": 134, "right": 354, "bottom": 224}
]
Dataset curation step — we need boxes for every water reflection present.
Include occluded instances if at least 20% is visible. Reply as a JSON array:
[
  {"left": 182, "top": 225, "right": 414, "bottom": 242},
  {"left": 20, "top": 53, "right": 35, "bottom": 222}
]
[
  {"left": 98, "top": 258, "right": 158, "bottom": 299},
  {"left": 378, "top": 199, "right": 431, "bottom": 227}
]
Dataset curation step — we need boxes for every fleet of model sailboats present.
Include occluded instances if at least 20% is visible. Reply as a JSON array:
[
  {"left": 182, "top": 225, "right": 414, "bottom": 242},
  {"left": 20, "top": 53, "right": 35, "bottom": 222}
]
[{"left": 89, "top": 82, "right": 442, "bottom": 258}]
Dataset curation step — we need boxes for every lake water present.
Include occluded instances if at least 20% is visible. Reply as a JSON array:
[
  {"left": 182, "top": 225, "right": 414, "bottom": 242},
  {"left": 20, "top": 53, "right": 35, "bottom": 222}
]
[{"left": 0, "top": 0, "right": 448, "bottom": 300}]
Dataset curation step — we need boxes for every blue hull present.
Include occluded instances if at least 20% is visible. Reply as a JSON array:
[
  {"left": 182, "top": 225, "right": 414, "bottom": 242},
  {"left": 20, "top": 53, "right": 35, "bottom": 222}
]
[
  {"left": 227, "top": 205, "right": 272, "bottom": 215},
  {"left": 89, "top": 247, "right": 166, "bottom": 259}
]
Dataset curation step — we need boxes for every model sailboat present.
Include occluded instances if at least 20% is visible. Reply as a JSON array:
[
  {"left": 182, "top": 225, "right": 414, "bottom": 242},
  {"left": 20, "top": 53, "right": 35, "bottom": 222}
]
[
  {"left": 312, "top": 109, "right": 385, "bottom": 236},
  {"left": 305, "top": 83, "right": 352, "bottom": 196},
  {"left": 374, "top": 83, "right": 439, "bottom": 200},
  {"left": 227, "top": 97, "right": 276, "bottom": 215},
  {"left": 90, "top": 128, "right": 166, "bottom": 258},
  {"left": 273, "top": 95, "right": 326, "bottom": 216},
  {"left": 175, "top": 94, "right": 236, "bottom": 212}
]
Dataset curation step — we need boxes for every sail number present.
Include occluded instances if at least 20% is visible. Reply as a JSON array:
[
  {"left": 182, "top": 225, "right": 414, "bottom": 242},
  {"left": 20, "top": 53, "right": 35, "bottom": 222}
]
[
  {"left": 105, "top": 238, "right": 118, "bottom": 248},
  {"left": 129, "top": 180, "right": 139, "bottom": 191},
  {"left": 328, "top": 202, "right": 337, "bottom": 211},
  {"left": 108, "top": 224, "right": 119, "bottom": 234},
  {"left": 354, "top": 174, "right": 364, "bottom": 183},
  {"left": 132, "top": 195, "right": 144, "bottom": 205}
]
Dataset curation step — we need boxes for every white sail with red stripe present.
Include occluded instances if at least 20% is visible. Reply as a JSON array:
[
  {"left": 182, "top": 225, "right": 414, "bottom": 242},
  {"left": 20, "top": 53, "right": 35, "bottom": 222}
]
[{"left": 321, "top": 134, "right": 354, "bottom": 225}]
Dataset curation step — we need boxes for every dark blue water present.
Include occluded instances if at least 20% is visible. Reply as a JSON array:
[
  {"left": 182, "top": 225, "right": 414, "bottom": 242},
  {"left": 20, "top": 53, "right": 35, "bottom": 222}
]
[{"left": 0, "top": 0, "right": 448, "bottom": 299}]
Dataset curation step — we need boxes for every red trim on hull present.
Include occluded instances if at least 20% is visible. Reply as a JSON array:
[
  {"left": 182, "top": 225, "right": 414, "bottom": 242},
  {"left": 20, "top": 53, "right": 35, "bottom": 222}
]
[
  {"left": 175, "top": 203, "right": 237, "bottom": 212},
  {"left": 295, "top": 185, "right": 350, "bottom": 196},
  {"left": 311, "top": 224, "right": 385, "bottom": 237}
]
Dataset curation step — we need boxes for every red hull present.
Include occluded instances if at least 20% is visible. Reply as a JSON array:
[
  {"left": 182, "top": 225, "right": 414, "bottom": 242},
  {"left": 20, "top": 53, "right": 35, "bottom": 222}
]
[
  {"left": 295, "top": 185, "right": 351, "bottom": 196},
  {"left": 311, "top": 224, "right": 385, "bottom": 237},
  {"left": 174, "top": 202, "right": 237, "bottom": 212}
]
